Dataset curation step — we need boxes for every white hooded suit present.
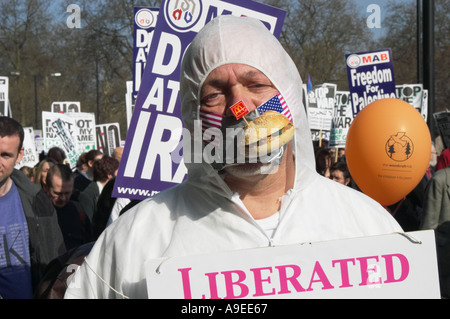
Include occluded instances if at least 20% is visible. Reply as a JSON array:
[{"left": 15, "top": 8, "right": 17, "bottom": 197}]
[{"left": 65, "top": 16, "right": 402, "bottom": 299}]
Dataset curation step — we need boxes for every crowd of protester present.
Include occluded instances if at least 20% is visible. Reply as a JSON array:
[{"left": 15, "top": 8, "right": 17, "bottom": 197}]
[
  {"left": 18, "top": 147, "right": 123, "bottom": 249},
  {"left": 27, "top": 137, "right": 450, "bottom": 261},
  {"left": 9, "top": 129, "right": 450, "bottom": 299},
  {"left": 2, "top": 115, "right": 449, "bottom": 298}
]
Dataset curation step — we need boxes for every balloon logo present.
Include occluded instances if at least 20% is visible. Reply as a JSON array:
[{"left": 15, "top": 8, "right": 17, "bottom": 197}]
[
  {"left": 385, "top": 132, "right": 414, "bottom": 162},
  {"left": 346, "top": 98, "right": 431, "bottom": 206}
]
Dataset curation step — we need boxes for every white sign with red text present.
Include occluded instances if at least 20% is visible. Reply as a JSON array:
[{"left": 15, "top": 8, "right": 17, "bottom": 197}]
[{"left": 145, "top": 231, "right": 440, "bottom": 299}]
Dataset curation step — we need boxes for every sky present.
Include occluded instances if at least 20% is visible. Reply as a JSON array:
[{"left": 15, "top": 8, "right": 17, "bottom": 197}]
[
  {"left": 49, "top": 0, "right": 418, "bottom": 42},
  {"left": 353, "top": 0, "right": 416, "bottom": 39}
]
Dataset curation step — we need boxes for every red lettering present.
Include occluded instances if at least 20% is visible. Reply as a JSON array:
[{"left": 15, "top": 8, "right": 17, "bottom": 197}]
[
  {"left": 222, "top": 270, "right": 249, "bottom": 299},
  {"left": 306, "top": 261, "right": 334, "bottom": 291},
  {"left": 250, "top": 267, "right": 276, "bottom": 297},
  {"left": 202, "top": 272, "right": 220, "bottom": 299},
  {"left": 362, "top": 56, "right": 372, "bottom": 64},
  {"left": 382, "top": 254, "right": 410, "bottom": 283},
  {"left": 276, "top": 264, "right": 306, "bottom": 294},
  {"left": 356, "top": 256, "right": 381, "bottom": 286},
  {"left": 332, "top": 258, "right": 356, "bottom": 288},
  {"left": 178, "top": 268, "right": 193, "bottom": 299}
]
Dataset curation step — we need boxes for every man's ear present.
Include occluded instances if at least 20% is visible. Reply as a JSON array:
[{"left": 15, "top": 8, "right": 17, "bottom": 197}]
[
  {"left": 344, "top": 178, "right": 351, "bottom": 186},
  {"left": 16, "top": 147, "right": 25, "bottom": 164}
]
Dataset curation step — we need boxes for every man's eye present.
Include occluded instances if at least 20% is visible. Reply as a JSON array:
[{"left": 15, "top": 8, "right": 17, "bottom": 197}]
[
  {"left": 250, "top": 83, "right": 266, "bottom": 88},
  {"left": 201, "top": 93, "right": 222, "bottom": 105},
  {"left": 248, "top": 82, "right": 273, "bottom": 91},
  {"left": 1, "top": 153, "right": 13, "bottom": 159}
]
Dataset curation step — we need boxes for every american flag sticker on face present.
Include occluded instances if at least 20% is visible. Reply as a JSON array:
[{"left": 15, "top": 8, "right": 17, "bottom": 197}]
[
  {"left": 257, "top": 93, "right": 292, "bottom": 122},
  {"left": 199, "top": 111, "right": 223, "bottom": 146}
]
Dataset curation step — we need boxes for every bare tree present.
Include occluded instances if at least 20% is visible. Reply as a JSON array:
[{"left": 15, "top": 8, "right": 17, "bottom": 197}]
[
  {"left": 50, "top": 0, "right": 160, "bottom": 134},
  {"left": 0, "top": 0, "right": 53, "bottom": 126},
  {"left": 379, "top": 2, "right": 418, "bottom": 86},
  {"left": 1, "top": 0, "right": 448, "bottom": 135},
  {"left": 264, "top": 0, "right": 374, "bottom": 89},
  {"left": 380, "top": 0, "right": 449, "bottom": 113}
]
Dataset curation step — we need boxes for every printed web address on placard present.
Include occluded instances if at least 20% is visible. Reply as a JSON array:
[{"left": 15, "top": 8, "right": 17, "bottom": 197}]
[{"left": 117, "top": 187, "right": 159, "bottom": 197}]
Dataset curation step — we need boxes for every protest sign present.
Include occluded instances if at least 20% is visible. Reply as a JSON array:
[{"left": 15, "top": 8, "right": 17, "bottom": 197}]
[
  {"left": 51, "top": 118, "right": 79, "bottom": 169},
  {"left": 16, "top": 127, "right": 39, "bottom": 169},
  {"left": 126, "top": 81, "right": 134, "bottom": 129},
  {"left": 42, "top": 111, "right": 78, "bottom": 152},
  {"left": 307, "top": 83, "right": 336, "bottom": 142},
  {"left": 433, "top": 111, "right": 450, "bottom": 149},
  {"left": 51, "top": 101, "right": 81, "bottom": 113},
  {"left": 67, "top": 112, "right": 97, "bottom": 154},
  {"left": 113, "top": 0, "right": 286, "bottom": 200},
  {"left": 329, "top": 91, "right": 353, "bottom": 149},
  {"left": 422, "top": 89, "right": 429, "bottom": 122},
  {"left": 0, "top": 77, "right": 9, "bottom": 117},
  {"left": 396, "top": 84, "right": 427, "bottom": 121},
  {"left": 96, "top": 123, "right": 121, "bottom": 157},
  {"left": 146, "top": 231, "right": 440, "bottom": 299},
  {"left": 34, "top": 129, "right": 45, "bottom": 156},
  {"left": 133, "top": 7, "right": 159, "bottom": 102},
  {"left": 346, "top": 49, "right": 396, "bottom": 117}
]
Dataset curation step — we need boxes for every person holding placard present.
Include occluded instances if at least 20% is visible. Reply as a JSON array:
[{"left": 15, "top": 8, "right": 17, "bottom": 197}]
[{"left": 65, "top": 16, "right": 402, "bottom": 299}]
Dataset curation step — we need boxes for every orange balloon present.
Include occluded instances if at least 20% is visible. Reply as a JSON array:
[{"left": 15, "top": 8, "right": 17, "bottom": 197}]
[{"left": 345, "top": 98, "right": 431, "bottom": 206}]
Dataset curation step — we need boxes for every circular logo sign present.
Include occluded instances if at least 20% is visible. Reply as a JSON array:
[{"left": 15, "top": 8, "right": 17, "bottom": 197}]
[
  {"left": 164, "top": 0, "right": 203, "bottom": 33},
  {"left": 135, "top": 9, "right": 156, "bottom": 29},
  {"left": 385, "top": 132, "right": 414, "bottom": 162},
  {"left": 346, "top": 54, "right": 361, "bottom": 68}
]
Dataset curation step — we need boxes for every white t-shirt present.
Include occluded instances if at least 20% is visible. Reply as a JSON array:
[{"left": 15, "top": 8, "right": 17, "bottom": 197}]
[{"left": 255, "top": 212, "right": 280, "bottom": 238}]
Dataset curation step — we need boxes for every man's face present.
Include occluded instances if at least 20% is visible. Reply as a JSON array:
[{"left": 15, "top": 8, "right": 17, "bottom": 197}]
[
  {"left": 47, "top": 175, "right": 73, "bottom": 208},
  {"left": 201, "top": 64, "right": 279, "bottom": 117},
  {"left": 0, "top": 135, "right": 24, "bottom": 186},
  {"left": 331, "top": 170, "right": 350, "bottom": 186},
  {"left": 200, "top": 64, "right": 286, "bottom": 177}
]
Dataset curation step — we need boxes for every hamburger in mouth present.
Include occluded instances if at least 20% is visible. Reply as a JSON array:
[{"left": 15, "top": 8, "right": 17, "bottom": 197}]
[{"left": 244, "top": 110, "right": 295, "bottom": 159}]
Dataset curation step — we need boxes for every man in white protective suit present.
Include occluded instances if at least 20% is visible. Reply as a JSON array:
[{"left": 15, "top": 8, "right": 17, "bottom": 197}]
[{"left": 64, "top": 16, "right": 402, "bottom": 299}]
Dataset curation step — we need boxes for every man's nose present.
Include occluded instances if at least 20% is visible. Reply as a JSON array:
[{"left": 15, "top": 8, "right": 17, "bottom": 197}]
[{"left": 225, "top": 88, "right": 258, "bottom": 117}]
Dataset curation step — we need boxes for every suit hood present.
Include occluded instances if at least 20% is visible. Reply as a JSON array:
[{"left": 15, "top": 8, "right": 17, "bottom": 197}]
[{"left": 180, "top": 15, "right": 316, "bottom": 194}]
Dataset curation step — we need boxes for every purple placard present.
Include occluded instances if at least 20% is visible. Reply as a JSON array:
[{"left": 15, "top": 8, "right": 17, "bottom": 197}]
[
  {"left": 133, "top": 7, "right": 159, "bottom": 101},
  {"left": 346, "top": 49, "right": 397, "bottom": 117},
  {"left": 113, "top": 0, "right": 286, "bottom": 200}
]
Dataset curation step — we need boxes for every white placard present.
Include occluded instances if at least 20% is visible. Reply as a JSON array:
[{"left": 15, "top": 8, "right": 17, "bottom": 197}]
[
  {"left": 0, "top": 76, "right": 9, "bottom": 117},
  {"left": 42, "top": 111, "right": 77, "bottom": 151},
  {"left": 96, "top": 123, "right": 121, "bottom": 157},
  {"left": 67, "top": 112, "right": 97, "bottom": 154},
  {"left": 51, "top": 101, "right": 81, "bottom": 113},
  {"left": 146, "top": 231, "right": 440, "bottom": 299},
  {"left": 15, "top": 127, "right": 39, "bottom": 169}
]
